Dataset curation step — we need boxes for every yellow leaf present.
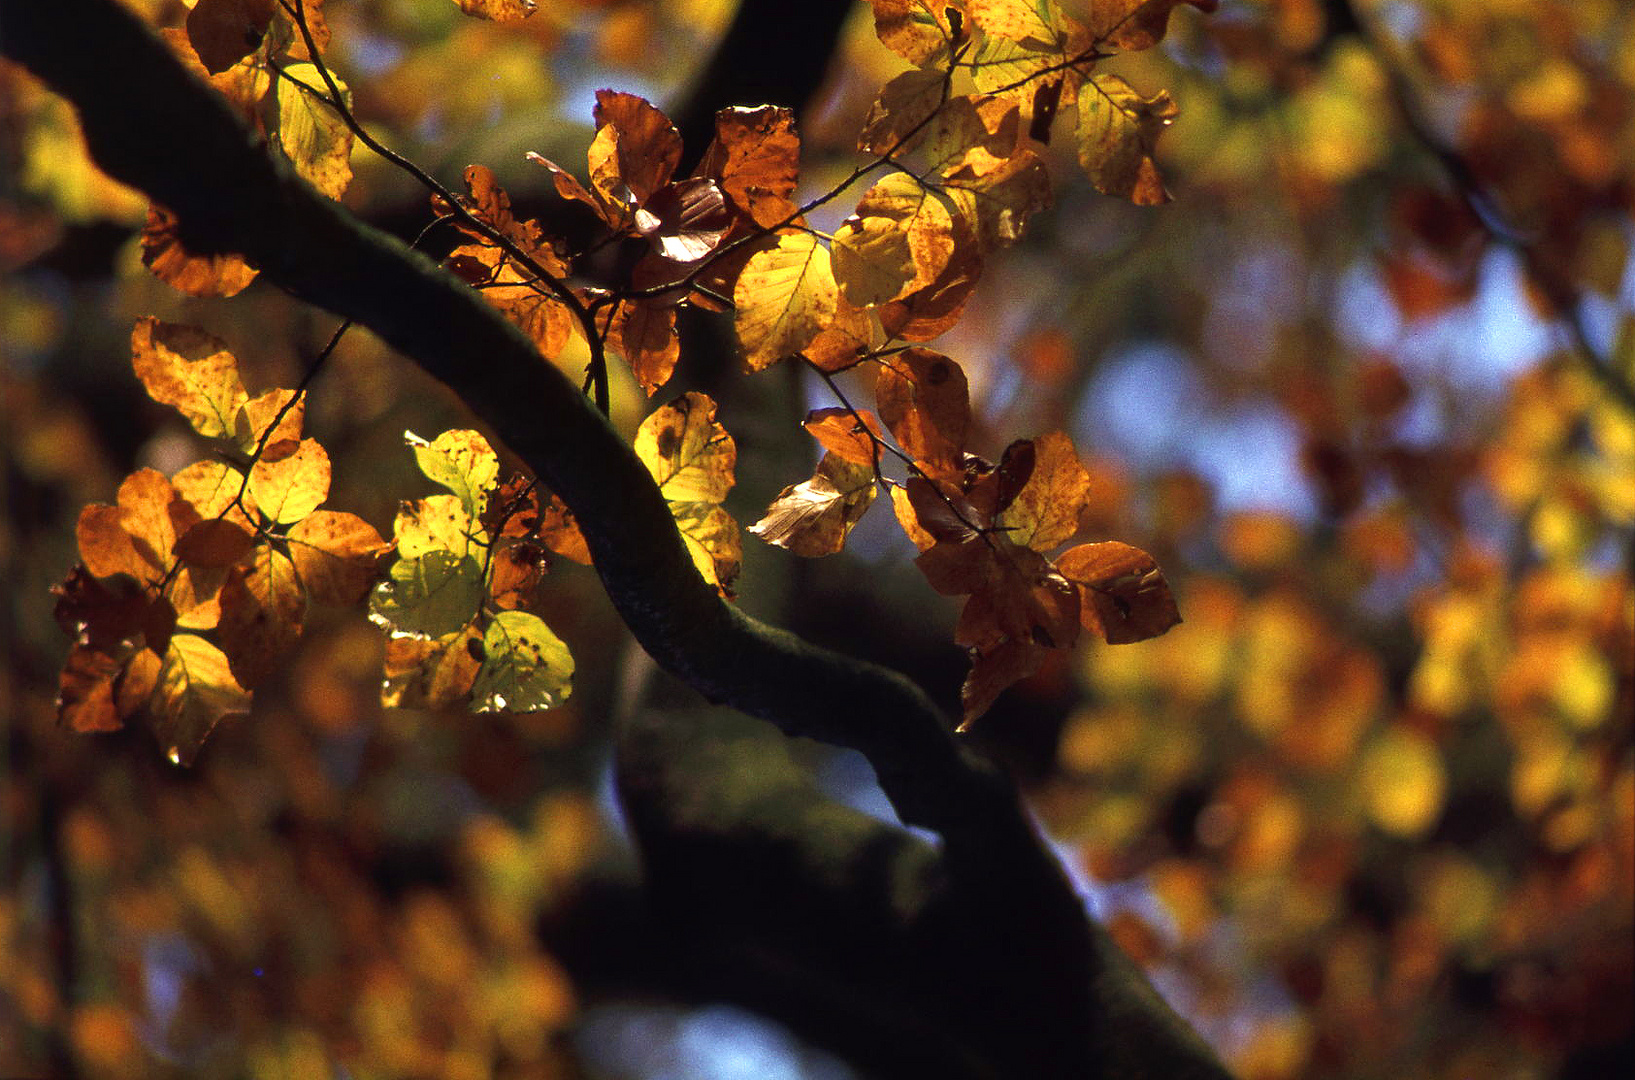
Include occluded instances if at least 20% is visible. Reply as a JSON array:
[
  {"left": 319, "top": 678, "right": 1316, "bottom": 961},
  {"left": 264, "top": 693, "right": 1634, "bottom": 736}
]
[
  {"left": 1360, "top": 726, "right": 1445, "bottom": 838},
  {"left": 672, "top": 502, "right": 742, "bottom": 596},
  {"left": 217, "top": 543, "right": 306, "bottom": 688},
  {"left": 151, "top": 633, "right": 250, "bottom": 765},
  {"left": 408, "top": 428, "right": 499, "bottom": 521},
  {"left": 749, "top": 453, "right": 879, "bottom": 557},
  {"left": 853, "top": 173, "right": 959, "bottom": 293},
  {"left": 633, "top": 392, "right": 737, "bottom": 504},
  {"left": 832, "top": 214, "right": 917, "bottom": 308},
  {"left": 733, "top": 233, "right": 837, "bottom": 370},
  {"left": 394, "top": 493, "right": 483, "bottom": 560},
  {"left": 867, "top": 0, "right": 969, "bottom": 68},
  {"left": 273, "top": 62, "right": 353, "bottom": 200},
  {"left": 381, "top": 623, "right": 483, "bottom": 709},
  {"left": 996, "top": 431, "right": 1090, "bottom": 551},
  {"left": 247, "top": 438, "right": 331, "bottom": 524},
  {"left": 858, "top": 68, "right": 946, "bottom": 157},
  {"left": 233, "top": 388, "right": 304, "bottom": 457},
  {"left": 171, "top": 460, "right": 254, "bottom": 530},
  {"left": 130, "top": 317, "right": 247, "bottom": 440},
  {"left": 925, "top": 94, "right": 1020, "bottom": 179},
  {"left": 1077, "top": 74, "right": 1178, "bottom": 205}
]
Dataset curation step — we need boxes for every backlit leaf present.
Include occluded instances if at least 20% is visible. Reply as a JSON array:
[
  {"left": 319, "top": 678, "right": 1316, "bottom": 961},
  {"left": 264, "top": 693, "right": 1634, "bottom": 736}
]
[
  {"left": 408, "top": 429, "right": 499, "bottom": 521},
  {"left": 452, "top": 0, "right": 536, "bottom": 22},
  {"left": 471, "top": 610, "right": 574, "bottom": 712},
  {"left": 217, "top": 543, "right": 306, "bottom": 688},
  {"left": 699, "top": 106, "right": 800, "bottom": 228},
  {"left": 608, "top": 299, "right": 680, "bottom": 395},
  {"left": 287, "top": 510, "right": 390, "bottom": 605},
  {"left": 874, "top": 348, "right": 971, "bottom": 476},
  {"left": 925, "top": 94, "right": 1019, "bottom": 178},
  {"left": 247, "top": 438, "right": 330, "bottom": 524},
  {"left": 1084, "top": 0, "right": 1216, "bottom": 53},
  {"left": 803, "top": 407, "right": 888, "bottom": 466},
  {"left": 141, "top": 205, "right": 257, "bottom": 298},
  {"left": 1077, "top": 74, "right": 1178, "bottom": 206},
  {"left": 171, "top": 460, "right": 254, "bottom": 530},
  {"left": 272, "top": 63, "right": 353, "bottom": 200},
  {"left": 394, "top": 494, "right": 483, "bottom": 560},
  {"left": 537, "top": 496, "right": 592, "bottom": 566},
  {"left": 994, "top": 431, "right": 1091, "bottom": 551},
  {"left": 58, "top": 641, "right": 129, "bottom": 734},
  {"left": 151, "top": 633, "right": 250, "bottom": 766},
  {"left": 185, "top": 0, "right": 274, "bottom": 74},
  {"left": 233, "top": 389, "right": 304, "bottom": 458},
  {"left": 174, "top": 519, "right": 255, "bottom": 569},
  {"left": 633, "top": 392, "right": 737, "bottom": 504},
  {"left": 369, "top": 550, "right": 486, "bottom": 639},
  {"left": 749, "top": 453, "right": 879, "bottom": 557},
  {"left": 959, "top": 637, "right": 1048, "bottom": 730},
  {"left": 589, "top": 91, "right": 681, "bottom": 211},
  {"left": 858, "top": 68, "right": 945, "bottom": 156},
  {"left": 381, "top": 623, "right": 483, "bottom": 709},
  {"left": 868, "top": 0, "right": 969, "bottom": 68},
  {"left": 801, "top": 293, "right": 887, "bottom": 372},
  {"left": 832, "top": 214, "right": 916, "bottom": 307},
  {"left": 672, "top": 502, "right": 742, "bottom": 596},
  {"left": 852, "top": 173, "right": 959, "bottom": 293},
  {"left": 967, "top": 0, "right": 1090, "bottom": 102},
  {"left": 637, "top": 178, "right": 732, "bottom": 262},
  {"left": 130, "top": 317, "right": 247, "bottom": 440},
  {"left": 944, "top": 148, "right": 1051, "bottom": 250},
  {"left": 1056, "top": 540, "right": 1181, "bottom": 643},
  {"left": 877, "top": 222, "right": 983, "bottom": 341},
  {"left": 734, "top": 232, "right": 837, "bottom": 370}
]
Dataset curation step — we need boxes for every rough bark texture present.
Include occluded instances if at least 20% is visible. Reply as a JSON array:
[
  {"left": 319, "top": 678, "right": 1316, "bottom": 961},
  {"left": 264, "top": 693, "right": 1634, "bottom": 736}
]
[{"left": 0, "top": 2, "right": 1231, "bottom": 1075}]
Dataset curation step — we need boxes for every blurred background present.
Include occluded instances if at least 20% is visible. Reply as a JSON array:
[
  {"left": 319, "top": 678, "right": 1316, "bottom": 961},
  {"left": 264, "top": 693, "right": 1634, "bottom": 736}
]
[{"left": 2, "top": 1, "right": 1631, "bottom": 1077}]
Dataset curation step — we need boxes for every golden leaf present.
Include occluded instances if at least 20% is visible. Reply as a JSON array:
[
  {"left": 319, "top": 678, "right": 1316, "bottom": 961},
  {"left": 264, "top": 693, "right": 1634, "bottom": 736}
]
[{"left": 733, "top": 232, "right": 838, "bottom": 370}]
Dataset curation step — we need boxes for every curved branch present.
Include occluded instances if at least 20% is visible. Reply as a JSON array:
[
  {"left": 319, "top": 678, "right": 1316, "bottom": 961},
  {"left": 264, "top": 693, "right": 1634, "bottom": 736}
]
[{"left": 1, "top": 4, "right": 1229, "bottom": 1075}]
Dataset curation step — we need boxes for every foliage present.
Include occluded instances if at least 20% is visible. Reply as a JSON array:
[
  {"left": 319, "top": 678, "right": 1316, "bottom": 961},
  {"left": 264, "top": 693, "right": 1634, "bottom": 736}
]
[{"left": 1, "top": 0, "right": 1631, "bottom": 1078}]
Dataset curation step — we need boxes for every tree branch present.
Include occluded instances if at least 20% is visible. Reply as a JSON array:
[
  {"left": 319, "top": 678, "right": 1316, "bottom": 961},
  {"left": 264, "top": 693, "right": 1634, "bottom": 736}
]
[{"left": 0, "top": 3, "right": 1229, "bottom": 1074}]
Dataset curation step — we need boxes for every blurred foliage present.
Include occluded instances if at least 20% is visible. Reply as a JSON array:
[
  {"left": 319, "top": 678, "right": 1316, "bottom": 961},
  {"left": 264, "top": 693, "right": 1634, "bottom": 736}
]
[{"left": 2, "top": 1, "right": 1632, "bottom": 1078}]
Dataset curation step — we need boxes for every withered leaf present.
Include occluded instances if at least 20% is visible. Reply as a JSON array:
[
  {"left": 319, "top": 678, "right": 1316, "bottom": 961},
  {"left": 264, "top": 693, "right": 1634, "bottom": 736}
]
[
  {"left": 869, "top": 0, "right": 969, "bottom": 68},
  {"left": 590, "top": 90, "right": 682, "bottom": 213},
  {"left": 875, "top": 348, "right": 971, "bottom": 476},
  {"left": 151, "top": 633, "right": 250, "bottom": 766},
  {"left": 636, "top": 178, "right": 732, "bottom": 263},
  {"left": 858, "top": 68, "right": 946, "bottom": 157},
  {"left": 452, "top": 0, "right": 536, "bottom": 24},
  {"left": 733, "top": 232, "right": 837, "bottom": 370},
  {"left": 803, "top": 407, "right": 888, "bottom": 466},
  {"left": 925, "top": 94, "right": 1020, "bottom": 179},
  {"left": 1084, "top": 0, "right": 1216, "bottom": 53},
  {"left": 609, "top": 299, "right": 680, "bottom": 395},
  {"left": 749, "top": 453, "right": 879, "bottom": 557},
  {"left": 958, "top": 637, "right": 1048, "bottom": 730},
  {"left": 174, "top": 518, "right": 256, "bottom": 569},
  {"left": 699, "top": 106, "right": 801, "bottom": 229},
  {"left": 186, "top": 0, "right": 274, "bottom": 75},
  {"left": 1055, "top": 540, "right": 1181, "bottom": 643},
  {"left": 130, "top": 317, "right": 248, "bottom": 441},
  {"left": 381, "top": 622, "right": 483, "bottom": 710},
  {"left": 993, "top": 431, "right": 1091, "bottom": 551},
  {"left": 943, "top": 148, "right": 1050, "bottom": 251}
]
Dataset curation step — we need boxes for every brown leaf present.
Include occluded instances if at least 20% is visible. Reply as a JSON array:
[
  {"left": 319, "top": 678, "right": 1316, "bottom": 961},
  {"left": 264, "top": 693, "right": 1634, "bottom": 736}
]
[
  {"left": 287, "top": 510, "right": 390, "bottom": 605},
  {"left": 58, "top": 641, "right": 126, "bottom": 733},
  {"left": 959, "top": 637, "right": 1047, "bottom": 730},
  {"left": 891, "top": 483, "right": 938, "bottom": 551},
  {"left": 174, "top": 518, "right": 256, "bottom": 569},
  {"left": 488, "top": 540, "right": 549, "bottom": 611},
  {"left": 217, "top": 543, "right": 307, "bottom": 688},
  {"left": 877, "top": 226, "right": 983, "bottom": 341},
  {"left": 1084, "top": 0, "right": 1215, "bottom": 53},
  {"left": 874, "top": 348, "right": 971, "bottom": 475},
  {"left": 698, "top": 106, "right": 801, "bottom": 228},
  {"left": 537, "top": 496, "right": 592, "bottom": 566},
  {"left": 801, "top": 293, "right": 886, "bottom": 372},
  {"left": 943, "top": 148, "right": 1051, "bottom": 251},
  {"left": 993, "top": 431, "right": 1091, "bottom": 551},
  {"left": 609, "top": 299, "right": 680, "bottom": 396},
  {"left": 141, "top": 205, "right": 258, "bottom": 298},
  {"left": 868, "top": 0, "right": 969, "bottom": 67},
  {"left": 1056, "top": 540, "right": 1181, "bottom": 643},
  {"left": 636, "top": 178, "right": 732, "bottom": 263},
  {"left": 749, "top": 453, "right": 878, "bottom": 557},
  {"left": 925, "top": 94, "right": 1020, "bottom": 179},
  {"left": 159, "top": 27, "right": 271, "bottom": 120},
  {"left": 803, "top": 408, "right": 887, "bottom": 466},
  {"left": 590, "top": 90, "right": 682, "bottom": 212},
  {"left": 186, "top": 0, "right": 275, "bottom": 75}
]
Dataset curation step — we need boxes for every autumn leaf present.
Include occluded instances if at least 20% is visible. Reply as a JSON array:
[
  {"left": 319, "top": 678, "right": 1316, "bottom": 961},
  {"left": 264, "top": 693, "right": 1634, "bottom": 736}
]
[
  {"left": 1077, "top": 74, "right": 1178, "bottom": 206},
  {"left": 801, "top": 294, "right": 887, "bottom": 372},
  {"left": 750, "top": 453, "right": 879, "bottom": 557},
  {"left": 185, "top": 0, "right": 274, "bottom": 74},
  {"left": 966, "top": 0, "right": 1091, "bottom": 103},
  {"left": 536, "top": 495, "right": 592, "bottom": 566},
  {"left": 159, "top": 26, "right": 271, "bottom": 119},
  {"left": 272, "top": 62, "right": 353, "bottom": 200},
  {"left": 470, "top": 610, "right": 574, "bottom": 712},
  {"left": 150, "top": 633, "right": 250, "bottom": 766},
  {"left": 943, "top": 149, "right": 1051, "bottom": 251},
  {"left": 878, "top": 223, "right": 983, "bottom": 341},
  {"left": 451, "top": 0, "right": 536, "bottom": 22},
  {"left": 634, "top": 178, "right": 732, "bottom": 263},
  {"left": 381, "top": 623, "right": 483, "bottom": 709},
  {"left": 993, "top": 431, "right": 1091, "bottom": 551},
  {"left": 589, "top": 90, "right": 682, "bottom": 216},
  {"left": 925, "top": 94, "right": 1020, "bottom": 179},
  {"left": 633, "top": 393, "right": 741, "bottom": 595},
  {"left": 858, "top": 68, "right": 946, "bottom": 157},
  {"left": 874, "top": 348, "right": 971, "bottom": 476},
  {"left": 76, "top": 469, "right": 198, "bottom": 589},
  {"left": 174, "top": 518, "right": 256, "bottom": 569},
  {"left": 1056, "top": 540, "right": 1181, "bottom": 643},
  {"left": 698, "top": 106, "right": 801, "bottom": 229},
  {"left": 369, "top": 549, "right": 486, "bottom": 639},
  {"left": 734, "top": 232, "right": 838, "bottom": 370},
  {"left": 171, "top": 460, "right": 255, "bottom": 530},
  {"left": 832, "top": 213, "right": 917, "bottom": 308},
  {"left": 287, "top": 510, "right": 390, "bottom": 605},
  {"left": 130, "top": 317, "right": 248, "bottom": 440},
  {"left": 217, "top": 542, "right": 306, "bottom": 688},
  {"left": 141, "top": 205, "right": 258, "bottom": 298},
  {"left": 247, "top": 438, "right": 331, "bottom": 524},
  {"left": 851, "top": 173, "right": 960, "bottom": 294},
  {"left": 394, "top": 494, "right": 482, "bottom": 560},
  {"left": 409, "top": 428, "right": 499, "bottom": 521},
  {"left": 868, "top": 0, "right": 969, "bottom": 68},
  {"left": 1084, "top": 0, "right": 1216, "bottom": 53},
  {"left": 608, "top": 299, "right": 680, "bottom": 395},
  {"left": 803, "top": 407, "right": 888, "bottom": 466},
  {"left": 233, "top": 388, "right": 305, "bottom": 458}
]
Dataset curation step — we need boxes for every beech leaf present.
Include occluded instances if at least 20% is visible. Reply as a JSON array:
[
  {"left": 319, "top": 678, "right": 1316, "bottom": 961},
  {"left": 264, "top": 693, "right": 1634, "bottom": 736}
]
[
  {"left": 233, "top": 389, "right": 304, "bottom": 458},
  {"left": 699, "top": 106, "right": 801, "bottom": 229},
  {"left": 868, "top": 0, "right": 969, "bottom": 68},
  {"left": 749, "top": 453, "right": 879, "bottom": 557},
  {"left": 369, "top": 550, "right": 486, "bottom": 639},
  {"left": 394, "top": 493, "right": 483, "bottom": 560},
  {"left": 832, "top": 214, "right": 917, "bottom": 308},
  {"left": 875, "top": 349, "right": 971, "bottom": 476},
  {"left": 1055, "top": 540, "right": 1181, "bottom": 643},
  {"left": 993, "top": 431, "right": 1091, "bottom": 551},
  {"left": 217, "top": 543, "right": 306, "bottom": 688},
  {"left": 140, "top": 205, "right": 258, "bottom": 298},
  {"left": 272, "top": 63, "right": 353, "bottom": 201},
  {"left": 381, "top": 623, "right": 483, "bottom": 709},
  {"left": 634, "top": 392, "right": 737, "bottom": 505},
  {"left": 609, "top": 299, "right": 680, "bottom": 395},
  {"left": 408, "top": 428, "right": 499, "bottom": 521},
  {"left": 858, "top": 68, "right": 946, "bottom": 157},
  {"left": 1077, "top": 74, "right": 1178, "bottom": 206},
  {"left": 247, "top": 438, "right": 331, "bottom": 524},
  {"left": 287, "top": 510, "right": 391, "bottom": 606},
  {"left": 734, "top": 233, "right": 838, "bottom": 370},
  {"left": 131, "top": 318, "right": 248, "bottom": 440},
  {"left": 470, "top": 610, "right": 574, "bottom": 713},
  {"left": 803, "top": 408, "right": 887, "bottom": 466},
  {"left": 151, "top": 633, "right": 250, "bottom": 766},
  {"left": 185, "top": 0, "right": 274, "bottom": 74},
  {"left": 452, "top": 0, "right": 536, "bottom": 22}
]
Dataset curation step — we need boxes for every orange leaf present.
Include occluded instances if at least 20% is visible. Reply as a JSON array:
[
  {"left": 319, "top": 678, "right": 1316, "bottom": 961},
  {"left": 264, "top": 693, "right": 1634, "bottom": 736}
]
[
  {"left": 925, "top": 94, "right": 1020, "bottom": 179},
  {"left": 452, "top": 0, "right": 536, "bottom": 23},
  {"left": 993, "top": 431, "right": 1091, "bottom": 551},
  {"left": 859, "top": 68, "right": 946, "bottom": 157},
  {"left": 874, "top": 348, "right": 971, "bottom": 475},
  {"left": 381, "top": 623, "right": 483, "bottom": 709},
  {"left": 803, "top": 407, "right": 887, "bottom": 466},
  {"left": 174, "top": 518, "right": 256, "bottom": 569},
  {"left": 287, "top": 510, "right": 391, "bottom": 605},
  {"left": 130, "top": 317, "right": 249, "bottom": 439},
  {"left": 699, "top": 106, "right": 801, "bottom": 229},
  {"left": 233, "top": 388, "right": 305, "bottom": 458},
  {"left": 537, "top": 496, "right": 592, "bottom": 566},
  {"left": 868, "top": 0, "right": 969, "bottom": 68},
  {"left": 1084, "top": 0, "right": 1215, "bottom": 53},
  {"left": 749, "top": 453, "right": 878, "bottom": 557},
  {"left": 140, "top": 205, "right": 257, "bottom": 298},
  {"left": 58, "top": 642, "right": 126, "bottom": 733},
  {"left": 1077, "top": 74, "right": 1178, "bottom": 206},
  {"left": 185, "top": 0, "right": 274, "bottom": 75},
  {"left": 958, "top": 637, "right": 1048, "bottom": 730},
  {"left": 151, "top": 633, "right": 250, "bottom": 765},
  {"left": 1056, "top": 541, "right": 1181, "bottom": 643},
  {"left": 217, "top": 543, "right": 306, "bottom": 688},
  {"left": 590, "top": 91, "right": 681, "bottom": 212},
  {"left": 609, "top": 299, "right": 680, "bottom": 395}
]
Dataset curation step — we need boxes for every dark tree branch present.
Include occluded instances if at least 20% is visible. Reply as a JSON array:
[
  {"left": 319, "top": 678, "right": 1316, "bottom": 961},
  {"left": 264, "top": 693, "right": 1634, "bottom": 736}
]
[{"left": 0, "top": 2, "right": 1229, "bottom": 1074}]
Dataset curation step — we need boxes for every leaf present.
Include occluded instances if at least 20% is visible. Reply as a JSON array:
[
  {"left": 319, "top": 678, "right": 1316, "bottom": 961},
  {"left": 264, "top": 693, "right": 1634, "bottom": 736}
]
[
  {"left": 247, "top": 438, "right": 331, "bottom": 524},
  {"left": 58, "top": 641, "right": 131, "bottom": 734},
  {"left": 174, "top": 518, "right": 256, "bottom": 568},
  {"left": 77, "top": 469, "right": 200, "bottom": 589},
  {"left": 488, "top": 539, "right": 547, "bottom": 611},
  {"left": 609, "top": 299, "right": 680, "bottom": 395},
  {"left": 452, "top": 0, "right": 537, "bottom": 22},
  {"left": 217, "top": 543, "right": 306, "bottom": 688},
  {"left": 699, "top": 106, "right": 801, "bottom": 229},
  {"left": 141, "top": 205, "right": 258, "bottom": 298},
  {"left": 943, "top": 148, "right": 1051, "bottom": 251},
  {"left": 803, "top": 407, "right": 887, "bottom": 466},
  {"left": 959, "top": 637, "right": 1047, "bottom": 730},
  {"left": 1360, "top": 726, "right": 1446, "bottom": 838},
  {"left": 634, "top": 392, "right": 737, "bottom": 504},
  {"left": 380, "top": 623, "right": 483, "bottom": 709},
  {"left": 801, "top": 293, "right": 887, "bottom": 373},
  {"left": 1077, "top": 74, "right": 1178, "bottom": 206},
  {"left": 151, "top": 633, "right": 250, "bottom": 766},
  {"left": 858, "top": 68, "right": 946, "bottom": 156},
  {"left": 672, "top": 502, "right": 743, "bottom": 597},
  {"left": 53, "top": 566, "right": 172, "bottom": 655},
  {"left": 77, "top": 504, "right": 155, "bottom": 586},
  {"left": 877, "top": 223, "right": 983, "bottom": 341},
  {"left": 589, "top": 90, "right": 681, "bottom": 212},
  {"left": 537, "top": 496, "right": 592, "bottom": 566},
  {"left": 159, "top": 26, "right": 271, "bottom": 119},
  {"left": 1084, "top": 0, "right": 1216, "bottom": 53},
  {"left": 891, "top": 484, "right": 938, "bottom": 551},
  {"left": 130, "top": 317, "right": 248, "bottom": 440},
  {"left": 171, "top": 460, "right": 254, "bottom": 530},
  {"left": 733, "top": 232, "right": 838, "bottom": 370},
  {"left": 750, "top": 453, "right": 879, "bottom": 557},
  {"left": 408, "top": 429, "right": 499, "bottom": 521},
  {"left": 1055, "top": 540, "right": 1181, "bottom": 643},
  {"left": 852, "top": 173, "right": 959, "bottom": 293},
  {"left": 272, "top": 62, "right": 353, "bottom": 200},
  {"left": 394, "top": 494, "right": 482, "bottom": 560},
  {"left": 287, "top": 510, "right": 390, "bottom": 605},
  {"left": 636, "top": 178, "right": 732, "bottom": 262},
  {"left": 868, "top": 0, "right": 969, "bottom": 68},
  {"left": 185, "top": 0, "right": 274, "bottom": 74},
  {"left": 993, "top": 431, "right": 1090, "bottom": 551},
  {"left": 874, "top": 348, "right": 971, "bottom": 476},
  {"left": 925, "top": 94, "right": 1020, "bottom": 179},
  {"left": 470, "top": 610, "right": 574, "bottom": 712},
  {"left": 967, "top": 0, "right": 1091, "bottom": 102},
  {"left": 525, "top": 151, "right": 604, "bottom": 218},
  {"left": 832, "top": 214, "right": 917, "bottom": 308},
  {"left": 369, "top": 550, "right": 486, "bottom": 639},
  {"left": 233, "top": 389, "right": 304, "bottom": 458},
  {"left": 485, "top": 263, "right": 576, "bottom": 360}
]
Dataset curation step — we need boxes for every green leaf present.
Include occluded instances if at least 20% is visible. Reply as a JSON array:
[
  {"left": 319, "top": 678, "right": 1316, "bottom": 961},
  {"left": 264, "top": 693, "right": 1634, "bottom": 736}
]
[
  {"left": 368, "top": 549, "right": 484, "bottom": 639},
  {"left": 470, "top": 610, "right": 574, "bottom": 712},
  {"left": 407, "top": 429, "right": 500, "bottom": 521}
]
